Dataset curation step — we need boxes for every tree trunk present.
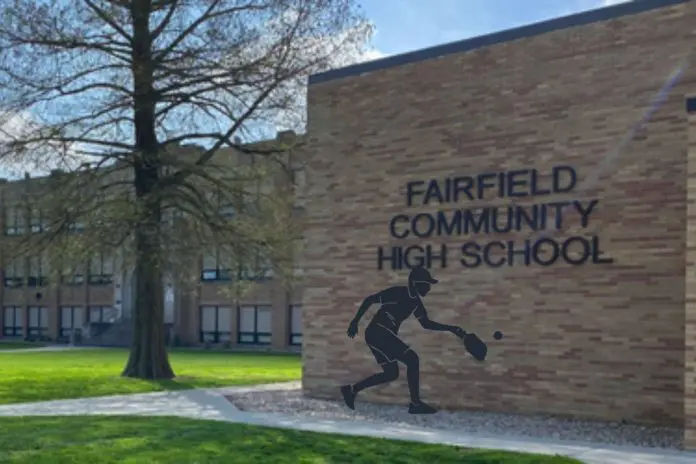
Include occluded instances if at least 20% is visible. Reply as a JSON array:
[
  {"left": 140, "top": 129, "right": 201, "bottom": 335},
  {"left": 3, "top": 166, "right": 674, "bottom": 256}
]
[
  {"left": 122, "top": 215, "right": 174, "bottom": 379},
  {"left": 122, "top": 0, "right": 174, "bottom": 379}
]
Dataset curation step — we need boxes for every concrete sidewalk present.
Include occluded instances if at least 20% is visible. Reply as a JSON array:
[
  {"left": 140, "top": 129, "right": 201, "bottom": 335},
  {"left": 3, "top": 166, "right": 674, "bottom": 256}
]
[{"left": 0, "top": 382, "right": 693, "bottom": 464}]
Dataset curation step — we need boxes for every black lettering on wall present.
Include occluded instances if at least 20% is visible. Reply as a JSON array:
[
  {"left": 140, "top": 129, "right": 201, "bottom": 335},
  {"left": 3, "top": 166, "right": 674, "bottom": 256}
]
[
  {"left": 506, "top": 169, "right": 529, "bottom": 198},
  {"left": 532, "top": 238, "right": 559, "bottom": 266},
  {"left": 483, "top": 241, "right": 505, "bottom": 267},
  {"left": 553, "top": 165, "right": 577, "bottom": 193},
  {"left": 476, "top": 173, "right": 497, "bottom": 200},
  {"left": 383, "top": 165, "right": 614, "bottom": 271},
  {"left": 437, "top": 210, "right": 462, "bottom": 236},
  {"left": 591, "top": 236, "right": 613, "bottom": 264},
  {"left": 463, "top": 208, "right": 490, "bottom": 234},
  {"left": 507, "top": 240, "right": 531, "bottom": 267},
  {"left": 562, "top": 236, "right": 591, "bottom": 265},
  {"left": 424, "top": 180, "right": 445, "bottom": 205},
  {"left": 491, "top": 207, "right": 513, "bottom": 233},
  {"left": 389, "top": 215, "right": 410, "bottom": 239},
  {"left": 515, "top": 205, "right": 539, "bottom": 231},
  {"left": 453, "top": 176, "right": 474, "bottom": 202},
  {"left": 461, "top": 242, "right": 482, "bottom": 268},
  {"left": 407, "top": 181, "right": 425, "bottom": 207},
  {"left": 412, "top": 213, "right": 436, "bottom": 238},
  {"left": 530, "top": 169, "right": 551, "bottom": 196}
]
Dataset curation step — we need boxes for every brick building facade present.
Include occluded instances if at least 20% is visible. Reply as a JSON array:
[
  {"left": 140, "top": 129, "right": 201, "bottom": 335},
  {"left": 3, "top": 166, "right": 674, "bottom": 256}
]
[
  {"left": 0, "top": 133, "right": 306, "bottom": 352},
  {"left": 302, "top": 0, "right": 696, "bottom": 448}
]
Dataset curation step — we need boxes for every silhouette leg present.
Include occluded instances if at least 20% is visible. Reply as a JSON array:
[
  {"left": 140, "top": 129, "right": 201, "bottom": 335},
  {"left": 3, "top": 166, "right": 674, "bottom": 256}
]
[
  {"left": 353, "top": 361, "right": 399, "bottom": 393},
  {"left": 400, "top": 349, "right": 437, "bottom": 414},
  {"left": 401, "top": 349, "right": 421, "bottom": 403},
  {"left": 341, "top": 362, "right": 398, "bottom": 410}
]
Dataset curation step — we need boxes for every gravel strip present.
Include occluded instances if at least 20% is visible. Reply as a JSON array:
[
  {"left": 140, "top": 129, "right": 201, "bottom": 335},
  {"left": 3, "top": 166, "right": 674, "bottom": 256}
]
[{"left": 227, "top": 388, "right": 683, "bottom": 450}]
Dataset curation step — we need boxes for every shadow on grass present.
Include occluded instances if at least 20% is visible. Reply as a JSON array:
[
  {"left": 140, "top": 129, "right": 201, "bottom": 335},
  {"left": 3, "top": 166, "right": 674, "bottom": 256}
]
[
  {"left": 0, "top": 342, "right": 46, "bottom": 350},
  {"left": 0, "top": 350, "right": 301, "bottom": 404},
  {"left": 0, "top": 416, "right": 583, "bottom": 464}
]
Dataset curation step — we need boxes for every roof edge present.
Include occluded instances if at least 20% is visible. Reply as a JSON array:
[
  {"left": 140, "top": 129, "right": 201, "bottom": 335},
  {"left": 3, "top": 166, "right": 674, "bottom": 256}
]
[{"left": 309, "top": 0, "right": 690, "bottom": 86}]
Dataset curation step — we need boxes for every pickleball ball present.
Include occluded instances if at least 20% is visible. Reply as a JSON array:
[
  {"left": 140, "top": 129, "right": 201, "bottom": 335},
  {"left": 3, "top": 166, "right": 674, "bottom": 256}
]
[{"left": 493, "top": 331, "right": 503, "bottom": 340}]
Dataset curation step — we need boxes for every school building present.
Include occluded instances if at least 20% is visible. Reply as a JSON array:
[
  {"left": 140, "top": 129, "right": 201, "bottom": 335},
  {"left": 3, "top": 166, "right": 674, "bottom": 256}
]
[
  {"left": 300, "top": 0, "right": 696, "bottom": 449},
  {"left": 0, "top": 132, "right": 306, "bottom": 351}
]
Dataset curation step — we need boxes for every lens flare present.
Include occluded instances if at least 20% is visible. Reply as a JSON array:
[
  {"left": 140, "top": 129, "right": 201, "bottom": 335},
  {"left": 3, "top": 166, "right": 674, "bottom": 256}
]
[{"left": 461, "top": 58, "right": 691, "bottom": 312}]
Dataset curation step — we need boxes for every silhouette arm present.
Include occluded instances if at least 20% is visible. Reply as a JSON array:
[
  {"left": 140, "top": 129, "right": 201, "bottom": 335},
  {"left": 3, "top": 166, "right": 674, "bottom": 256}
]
[
  {"left": 351, "top": 293, "right": 381, "bottom": 324},
  {"left": 415, "top": 305, "right": 460, "bottom": 333}
]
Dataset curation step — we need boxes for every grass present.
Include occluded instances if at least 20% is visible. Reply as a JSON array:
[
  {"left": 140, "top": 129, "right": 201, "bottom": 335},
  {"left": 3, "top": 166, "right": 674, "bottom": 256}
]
[
  {"left": 0, "top": 416, "right": 583, "bottom": 464},
  {"left": 0, "top": 341, "right": 45, "bottom": 350},
  {"left": 0, "top": 348, "right": 300, "bottom": 404}
]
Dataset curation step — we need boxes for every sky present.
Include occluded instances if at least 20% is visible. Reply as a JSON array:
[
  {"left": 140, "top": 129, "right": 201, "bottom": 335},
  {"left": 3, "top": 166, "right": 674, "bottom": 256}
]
[
  {"left": 359, "top": 0, "right": 629, "bottom": 59},
  {"left": 0, "top": 0, "right": 632, "bottom": 179}
]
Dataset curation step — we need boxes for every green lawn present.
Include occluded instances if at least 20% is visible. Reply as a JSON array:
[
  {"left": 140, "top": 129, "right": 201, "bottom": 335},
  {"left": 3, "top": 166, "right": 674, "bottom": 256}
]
[
  {"left": 0, "top": 349, "right": 300, "bottom": 404},
  {"left": 0, "top": 342, "right": 45, "bottom": 350},
  {"left": 0, "top": 416, "right": 582, "bottom": 464}
]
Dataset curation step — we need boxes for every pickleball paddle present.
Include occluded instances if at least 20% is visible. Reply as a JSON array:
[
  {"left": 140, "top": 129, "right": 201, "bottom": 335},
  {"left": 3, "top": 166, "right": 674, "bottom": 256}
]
[{"left": 460, "top": 332, "right": 488, "bottom": 362}]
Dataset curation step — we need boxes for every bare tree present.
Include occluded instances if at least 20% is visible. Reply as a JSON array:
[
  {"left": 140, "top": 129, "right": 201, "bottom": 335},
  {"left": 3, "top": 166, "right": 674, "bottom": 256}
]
[{"left": 0, "top": 0, "right": 373, "bottom": 378}]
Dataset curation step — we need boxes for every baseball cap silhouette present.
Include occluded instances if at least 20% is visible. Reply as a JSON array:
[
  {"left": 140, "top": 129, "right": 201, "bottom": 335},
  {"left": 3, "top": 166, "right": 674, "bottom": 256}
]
[{"left": 409, "top": 267, "right": 438, "bottom": 284}]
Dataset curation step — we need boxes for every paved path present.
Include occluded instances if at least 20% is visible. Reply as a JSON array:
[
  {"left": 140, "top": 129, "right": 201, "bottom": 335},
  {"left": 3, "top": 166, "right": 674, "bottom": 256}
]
[{"left": 0, "top": 381, "right": 694, "bottom": 464}]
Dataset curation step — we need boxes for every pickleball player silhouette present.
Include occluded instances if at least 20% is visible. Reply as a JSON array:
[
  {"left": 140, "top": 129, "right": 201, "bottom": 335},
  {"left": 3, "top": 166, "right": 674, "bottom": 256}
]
[{"left": 340, "top": 267, "right": 466, "bottom": 414}]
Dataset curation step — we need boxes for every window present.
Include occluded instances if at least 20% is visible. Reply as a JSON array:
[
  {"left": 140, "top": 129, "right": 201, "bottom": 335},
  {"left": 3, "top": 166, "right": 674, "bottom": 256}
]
[
  {"left": 88, "top": 306, "right": 117, "bottom": 323},
  {"left": 28, "top": 253, "right": 48, "bottom": 287},
  {"left": 219, "top": 203, "right": 236, "bottom": 218},
  {"left": 4, "top": 205, "right": 25, "bottom": 236},
  {"left": 201, "top": 249, "right": 231, "bottom": 281},
  {"left": 62, "top": 263, "right": 85, "bottom": 285},
  {"left": 239, "top": 249, "right": 274, "bottom": 281},
  {"left": 67, "top": 208, "right": 85, "bottom": 233},
  {"left": 29, "top": 208, "right": 48, "bottom": 233},
  {"left": 238, "top": 305, "right": 272, "bottom": 345},
  {"left": 2, "top": 306, "right": 22, "bottom": 336},
  {"left": 89, "top": 253, "right": 113, "bottom": 284},
  {"left": 217, "top": 192, "right": 236, "bottom": 218},
  {"left": 289, "top": 305, "right": 302, "bottom": 346},
  {"left": 199, "top": 305, "right": 233, "bottom": 343},
  {"left": 4, "top": 257, "right": 24, "bottom": 288},
  {"left": 27, "top": 306, "right": 48, "bottom": 337},
  {"left": 60, "top": 306, "right": 84, "bottom": 338}
]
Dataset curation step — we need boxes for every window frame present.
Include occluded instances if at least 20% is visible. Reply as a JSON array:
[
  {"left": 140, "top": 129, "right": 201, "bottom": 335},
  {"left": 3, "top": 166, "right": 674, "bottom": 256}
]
[
  {"left": 88, "top": 305, "right": 116, "bottom": 324},
  {"left": 29, "top": 208, "right": 49, "bottom": 234},
  {"left": 27, "top": 253, "right": 49, "bottom": 287},
  {"left": 238, "top": 249, "right": 274, "bottom": 281},
  {"left": 200, "top": 249, "right": 232, "bottom": 282},
  {"left": 88, "top": 253, "right": 113, "bottom": 285},
  {"left": 4, "top": 205, "right": 25, "bottom": 236},
  {"left": 61, "top": 263, "right": 85, "bottom": 285},
  {"left": 289, "top": 304, "right": 302, "bottom": 346},
  {"left": 27, "top": 306, "right": 48, "bottom": 337},
  {"left": 66, "top": 208, "right": 85, "bottom": 233},
  {"left": 198, "top": 305, "right": 233, "bottom": 344},
  {"left": 4, "top": 257, "right": 24, "bottom": 288},
  {"left": 59, "top": 306, "right": 84, "bottom": 338},
  {"left": 237, "top": 304, "right": 272, "bottom": 345},
  {"left": 2, "top": 306, "right": 23, "bottom": 337}
]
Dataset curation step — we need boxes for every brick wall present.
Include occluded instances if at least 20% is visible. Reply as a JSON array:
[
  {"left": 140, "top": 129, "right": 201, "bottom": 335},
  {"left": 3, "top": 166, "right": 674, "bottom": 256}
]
[
  {"left": 684, "top": 94, "right": 696, "bottom": 447},
  {"left": 302, "top": 0, "right": 696, "bottom": 434}
]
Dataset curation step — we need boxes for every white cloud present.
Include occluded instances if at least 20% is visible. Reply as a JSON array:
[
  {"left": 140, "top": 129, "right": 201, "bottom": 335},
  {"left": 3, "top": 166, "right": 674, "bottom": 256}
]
[
  {"left": 220, "top": 15, "right": 384, "bottom": 136},
  {"left": 0, "top": 110, "right": 92, "bottom": 178},
  {"left": 601, "top": 0, "right": 631, "bottom": 6}
]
